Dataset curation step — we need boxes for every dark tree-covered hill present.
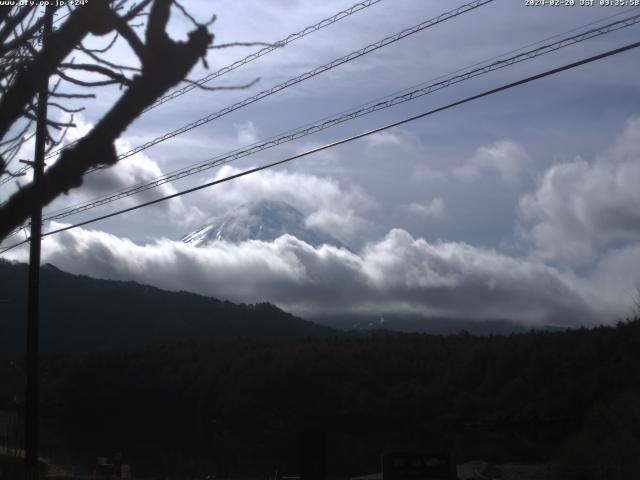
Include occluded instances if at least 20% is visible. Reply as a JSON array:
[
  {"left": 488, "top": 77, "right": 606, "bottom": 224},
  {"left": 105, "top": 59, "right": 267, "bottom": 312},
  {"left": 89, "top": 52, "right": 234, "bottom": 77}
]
[
  {"left": 0, "top": 260, "right": 338, "bottom": 354},
  {"left": 0, "top": 319, "right": 636, "bottom": 478}
]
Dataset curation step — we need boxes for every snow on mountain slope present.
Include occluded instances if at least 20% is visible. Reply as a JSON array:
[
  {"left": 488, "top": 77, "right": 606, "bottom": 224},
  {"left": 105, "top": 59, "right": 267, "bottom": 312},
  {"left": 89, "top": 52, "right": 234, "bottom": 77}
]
[{"left": 181, "top": 200, "right": 347, "bottom": 249}]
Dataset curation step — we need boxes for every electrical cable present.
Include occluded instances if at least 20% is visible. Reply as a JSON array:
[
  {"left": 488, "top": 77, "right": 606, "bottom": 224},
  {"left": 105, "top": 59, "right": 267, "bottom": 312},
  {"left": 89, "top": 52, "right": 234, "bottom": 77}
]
[
  {"left": 146, "top": 0, "right": 388, "bottom": 112},
  {"left": 2, "top": 0, "right": 496, "bottom": 189},
  {"left": 82, "top": 0, "right": 496, "bottom": 168},
  {"left": 2, "top": 39, "right": 638, "bottom": 255},
  {"left": 37, "top": 12, "right": 640, "bottom": 223},
  {"left": 0, "top": 0, "right": 388, "bottom": 183}
]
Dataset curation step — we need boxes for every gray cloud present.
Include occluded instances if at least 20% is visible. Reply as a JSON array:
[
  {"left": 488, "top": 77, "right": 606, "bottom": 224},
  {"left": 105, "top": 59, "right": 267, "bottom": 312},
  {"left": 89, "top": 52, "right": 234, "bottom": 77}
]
[
  {"left": 195, "top": 166, "right": 377, "bottom": 243},
  {"left": 234, "top": 121, "right": 259, "bottom": 145},
  {"left": 453, "top": 140, "right": 532, "bottom": 187},
  {"left": 403, "top": 198, "right": 445, "bottom": 219},
  {"left": 6, "top": 225, "right": 610, "bottom": 326},
  {"left": 519, "top": 117, "right": 640, "bottom": 265},
  {"left": 587, "top": 243, "right": 640, "bottom": 316},
  {"left": 43, "top": 118, "right": 196, "bottom": 222}
]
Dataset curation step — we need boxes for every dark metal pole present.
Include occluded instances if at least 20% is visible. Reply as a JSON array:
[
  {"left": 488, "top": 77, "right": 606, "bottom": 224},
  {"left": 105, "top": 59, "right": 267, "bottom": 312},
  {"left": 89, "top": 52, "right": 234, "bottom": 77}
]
[{"left": 25, "top": 7, "right": 53, "bottom": 480}]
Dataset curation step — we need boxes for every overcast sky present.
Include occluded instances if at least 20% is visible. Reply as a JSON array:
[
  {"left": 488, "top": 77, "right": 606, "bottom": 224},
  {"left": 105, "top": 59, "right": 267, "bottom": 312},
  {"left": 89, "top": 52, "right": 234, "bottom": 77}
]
[{"left": 3, "top": 0, "right": 640, "bottom": 327}]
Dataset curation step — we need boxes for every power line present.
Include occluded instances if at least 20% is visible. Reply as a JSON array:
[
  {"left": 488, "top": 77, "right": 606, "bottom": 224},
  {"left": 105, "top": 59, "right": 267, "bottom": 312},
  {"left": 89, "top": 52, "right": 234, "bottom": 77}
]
[
  {"left": 37, "top": 12, "right": 640, "bottom": 224},
  {"left": 2, "top": 39, "right": 638, "bottom": 256},
  {"left": 1, "top": 0, "right": 497, "bottom": 238},
  {"left": 351, "top": 6, "right": 640, "bottom": 113},
  {"left": 86, "top": 0, "right": 495, "bottom": 167},
  {"left": 1, "top": 0, "right": 387, "bottom": 184},
  {"left": 3, "top": 0, "right": 495, "bottom": 188},
  {"left": 145, "top": 0, "right": 387, "bottom": 112}
]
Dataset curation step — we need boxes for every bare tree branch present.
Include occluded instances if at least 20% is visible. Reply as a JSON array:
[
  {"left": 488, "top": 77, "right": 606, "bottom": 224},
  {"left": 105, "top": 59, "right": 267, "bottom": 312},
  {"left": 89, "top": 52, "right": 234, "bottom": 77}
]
[
  {"left": 46, "top": 115, "right": 75, "bottom": 153},
  {"left": 122, "top": 0, "right": 154, "bottom": 21},
  {"left": 0, "top": 120, "right": 33, "bottom": 147},
  {"left": 0, "top": 8, "right": 12, "bottom": 26},
  {"left": 23, "top": 111, "right": 75, "bottom": 130},
  {"left": 0, "top": 16, "right": 48, "bottom": 56},
  {"left": 0, "top": 7, "right": 37, "bottom": 45},
  {"left": 109, "top": 12, "right": 146, "bottom": 60},
  {"left": 56, "top": 68, "right": 124, "bottom": 88},
  {"left": 49, "top": 91, "right": 96, "bottom": 99},
  {"left": 172, "top": 0, "right": 200, "bottom": 28},
  {"left": 59, "top": 62, "right": 133, "bottom": 85},
  {"left": 76, "top": 44, "right": 141, "bottom": 71},
  {"left": 77, "top": 32, "right": 119, "bottom": 54},
  {"left": 0, "top": 0, "right": 213, "bottom": 240},
  {"left": 48, "top": 102, "right": 85, "bottom": 114},
  {"left": 0, "top": 2, "right": 103, "bottom": 141}
]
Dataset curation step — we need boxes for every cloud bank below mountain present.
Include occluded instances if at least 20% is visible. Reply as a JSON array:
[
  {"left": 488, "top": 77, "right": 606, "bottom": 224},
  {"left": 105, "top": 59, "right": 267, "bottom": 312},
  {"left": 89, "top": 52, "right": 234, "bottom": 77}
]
[{"left": 6, "top": 223, "right": 630, "bottom": 327}]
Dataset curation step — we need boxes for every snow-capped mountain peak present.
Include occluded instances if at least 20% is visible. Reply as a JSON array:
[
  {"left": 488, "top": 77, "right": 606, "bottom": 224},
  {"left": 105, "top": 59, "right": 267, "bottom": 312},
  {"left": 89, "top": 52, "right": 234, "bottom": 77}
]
[{"left": 181, "top": 200, "right": 346, "bottom": 249}]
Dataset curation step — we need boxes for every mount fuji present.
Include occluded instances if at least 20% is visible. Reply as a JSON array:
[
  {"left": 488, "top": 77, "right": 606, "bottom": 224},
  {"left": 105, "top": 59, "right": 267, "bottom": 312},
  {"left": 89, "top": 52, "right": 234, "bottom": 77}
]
[{"left": 181, "top": 199, "right": 347, "bottom": 249}]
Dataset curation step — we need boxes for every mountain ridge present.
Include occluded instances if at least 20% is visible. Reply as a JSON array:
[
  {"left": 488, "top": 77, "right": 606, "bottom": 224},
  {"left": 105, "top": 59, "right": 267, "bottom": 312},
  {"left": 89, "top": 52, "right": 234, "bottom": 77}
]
[{"left": 0, "top": 259, "right": 339, "bottom": 355}]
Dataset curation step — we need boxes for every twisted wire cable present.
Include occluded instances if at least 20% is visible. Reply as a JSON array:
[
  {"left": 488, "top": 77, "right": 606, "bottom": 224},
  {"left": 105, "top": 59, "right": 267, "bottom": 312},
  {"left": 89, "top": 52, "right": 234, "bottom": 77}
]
[
  {"left": 38, "top": 11, "right": 640, "bottom": 224},
  {"left": 2, "top": 38, "right": 639, "bottom": 255},
  {"left": 84, "top": 0, "right": 496, "bottom": 167},
  {"left": 1, "top": 0, "right": 388, "bottom": 183}
]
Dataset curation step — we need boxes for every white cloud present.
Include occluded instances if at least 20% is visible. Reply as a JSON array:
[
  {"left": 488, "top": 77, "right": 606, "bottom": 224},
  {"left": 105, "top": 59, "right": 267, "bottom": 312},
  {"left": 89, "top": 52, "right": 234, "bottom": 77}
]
[
  {"left": 305, "top": 208, "right": 369, "bottom": 239},
  {"left": 364, "top": 128, "right": 425, "bottom": 158},
  {"left": 5, "top": 225, "right": 607, "bottom": 326},
  {"left": 41, "top": 121, "right": 204, "bottom": 228},
  {"left": 234, "top": 121, "right": 258, "bottom": 145},
  {"left": 586, "top": 243, "right": 640, "bottom": 317},
  {"left": 404, "top": 198, "right": 445, "bottom": 219},
  {"left": 64, "top": 116, "right": 94, "bottom": 143},
  {"left": 197, "top": 166, "right": 376, "bottom": 241},
  {"left": 519, "top": 117, "right": 640, "bottom": 265},
  {"left": 366, "top": 130, "right": 407, "bottom": 148},
  {"left": 454, "top": 140, "right": 532, "bottom": 187}
]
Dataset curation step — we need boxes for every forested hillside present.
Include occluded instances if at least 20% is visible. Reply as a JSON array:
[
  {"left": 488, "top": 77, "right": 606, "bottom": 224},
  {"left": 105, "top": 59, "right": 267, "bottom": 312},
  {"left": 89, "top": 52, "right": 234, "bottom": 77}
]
[
  {"left": 0, "top": 260, "right": 338, "bottom": 354},
  {"left": 2, "top": 320, "right": 639, "bottom": 477}
]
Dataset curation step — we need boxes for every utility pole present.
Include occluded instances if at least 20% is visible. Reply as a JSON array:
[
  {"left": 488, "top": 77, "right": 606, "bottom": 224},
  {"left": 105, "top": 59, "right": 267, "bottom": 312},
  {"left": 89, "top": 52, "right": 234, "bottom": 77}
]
[{"left": 25, "top": 6, "right": 53, "bottom": 480}]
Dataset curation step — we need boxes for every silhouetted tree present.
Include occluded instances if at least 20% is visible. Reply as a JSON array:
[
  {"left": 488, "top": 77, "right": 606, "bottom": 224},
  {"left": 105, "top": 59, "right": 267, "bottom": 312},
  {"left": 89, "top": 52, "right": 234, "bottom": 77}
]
[{"left": 0, "top": 1, "right": 220, "bottom": 241}]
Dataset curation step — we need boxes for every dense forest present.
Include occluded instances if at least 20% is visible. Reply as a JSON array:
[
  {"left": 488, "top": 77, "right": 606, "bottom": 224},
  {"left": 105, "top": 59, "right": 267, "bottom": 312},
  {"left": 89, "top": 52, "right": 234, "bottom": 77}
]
[{"left": 2, "top": 319, "right": 640, "bottom": 478}]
